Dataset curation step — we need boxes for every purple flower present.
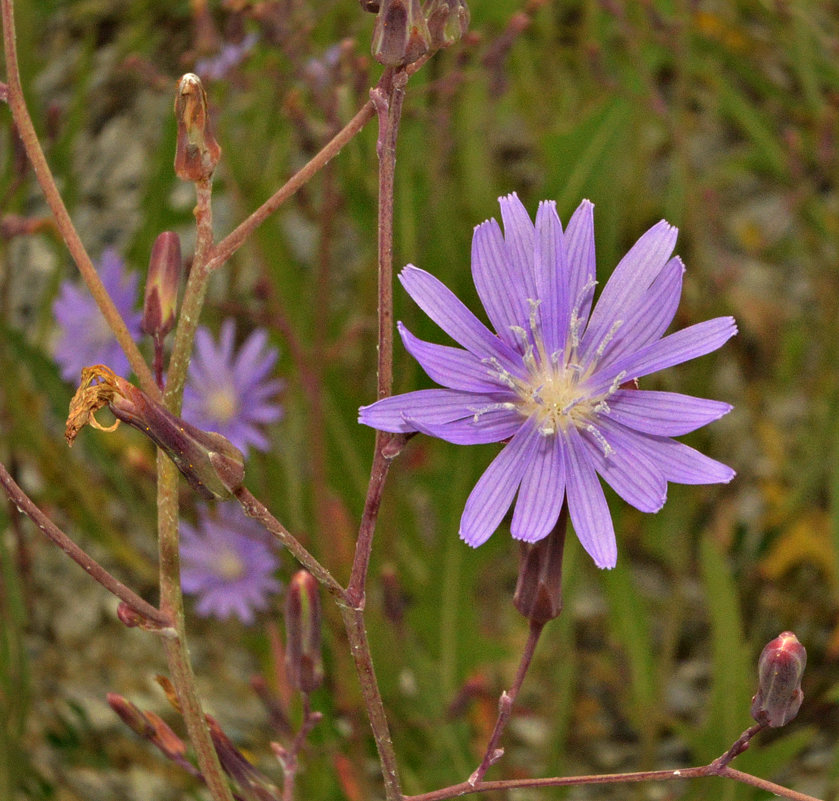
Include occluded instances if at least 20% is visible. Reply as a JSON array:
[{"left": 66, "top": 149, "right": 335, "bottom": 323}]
[
  {"left": 53, "top": 249, "right": 143, "bottom": 382},
  {"left": 182, "top": 320, "right": 283, "bottom": 456},
  {"left": 180, "top": 502, "right": 282, "bottom": 624},
  {"left": 359, "top": 194, "right": 736, "bottom": 569}
]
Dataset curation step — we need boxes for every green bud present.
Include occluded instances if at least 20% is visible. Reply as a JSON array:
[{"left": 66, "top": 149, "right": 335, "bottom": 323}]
[
  {"left": 174, "top": 73, "right": 221, "bottom": 182},
  {"left": 142, "top": 231, "right": 181, "bottom": 340},
  {"left": 372, "top": 0, "right": 430, "bottom": 67},
  {"left": 751, "top": 631, "right": 807, "bottom": 727},
  {"left": 285, "top": 570, "right": 324, "bottom": 693},
  {"left": 424, "top": 0, "right": 470, "bottom": 49}
]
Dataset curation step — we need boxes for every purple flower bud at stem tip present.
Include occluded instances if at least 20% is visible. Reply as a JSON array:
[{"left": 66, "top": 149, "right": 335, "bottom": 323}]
[
  {"left": 750, "top": 631, "right": 807, "bottom": 728},
  {"left": 142, "top": 231, "right": 181, "bottom": 339},
  {"left": 285, "top": 571, "right": 324, "bottom": 693},
  {"left": 174, "top": 73, "right": 221, "bottom": 182}
]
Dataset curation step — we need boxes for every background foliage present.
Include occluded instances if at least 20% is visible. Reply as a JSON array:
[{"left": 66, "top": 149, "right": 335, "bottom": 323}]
[{"left": 1, "top": 1, "right": 838, "bottom": 799}]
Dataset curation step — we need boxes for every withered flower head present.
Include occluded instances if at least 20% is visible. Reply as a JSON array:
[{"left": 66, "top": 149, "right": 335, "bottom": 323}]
[
  {"left": 66, "top": 365, "right": 244, "bottom": 500},
  {"left": 424, "top": 0, "right": 470, "bottom": 50},
  {"left": 174, "top": 73, "right": 222, "bottom": 182},
  {"left": 285, "top": 570, "right": 324, "bottom": 693}
]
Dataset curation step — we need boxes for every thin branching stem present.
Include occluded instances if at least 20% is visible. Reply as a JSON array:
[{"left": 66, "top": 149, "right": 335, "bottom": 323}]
[
  {"left": 0, "top": 0, "right": 158, "bottom": 397},
  {"left": 0, "top": 459, "right": 171, "bottom": 629}
]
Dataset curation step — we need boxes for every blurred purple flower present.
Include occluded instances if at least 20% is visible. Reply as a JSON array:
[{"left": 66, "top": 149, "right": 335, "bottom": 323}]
[
  {"left": 53, "top": 249, "right": 142, "bottom": 382},
  {"left": 359, "top": 194, "right": 737, "bottom": 569},
  {"left": 195, "top": 33, "right": 259, "bottom": 82},
  {"left": 180, "top": 502, "right": 282, "bottom": 624},
  {"left": 183, "top": 320, "right": 283, "bottom": 456}
]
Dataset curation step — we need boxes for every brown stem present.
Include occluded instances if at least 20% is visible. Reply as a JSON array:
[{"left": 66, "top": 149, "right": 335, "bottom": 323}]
[
  {"left": 468, "top": 619, "right": 545, "bottom": 785},
  {"left": 0, "top": 459, "right": 171, "bottom": 629},
  {"left": 234, "top": 487, "right": 344, "bottom": 599},
  {"left": 204, "top": 100, "right": 377, "bottom": 276},
  {"left": 405, "top": 764, "right": 824, "bottom": 801},
  {"left": 0, "top": 0, "right": 158, "bottom": 397},
  {"left": 339, "top": 602, "right": 402, "bottom": 801},
  {"left": 345, "top": 68, "right": 407, "bottom": 609}
]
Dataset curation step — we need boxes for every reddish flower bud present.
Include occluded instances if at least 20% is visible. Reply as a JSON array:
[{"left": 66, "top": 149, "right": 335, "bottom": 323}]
[
  {"left": 107, "top": 693, "right": 156, "bottom": 738},
  {"left": 372, "top": 0, "right": 430, "bottom": 67},
  {"left": 750, "top": 631, "right": 807, "bottom": 727},
  {"left": 424, "top": 0, "right": 470, "bottom": 50},
  {"left": 513, "top": 508, "right": 567, "bottom": 624},
  {"left": 285, "top": 570, "right": 324, "bottom": 693},
  {"left": 65, "top": 365, "right": 244, "bottom": 500},
  {"left": 142, "top": 231, "right": 181, "bottom": 340},
  {"left": 174, "top": 73, "right": 221, "bottom": 182}
]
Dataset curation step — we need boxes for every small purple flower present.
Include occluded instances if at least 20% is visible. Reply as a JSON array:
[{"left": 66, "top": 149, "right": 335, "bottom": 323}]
[
  {"left": 182, "top": 320, "right": 283, "bottom": 456},
  {"left": 359, "top": 194, "right": 737, "bottom": 569},
  {"left": 195, "top": 33, "right": 259, "bottom": 82},
  {"left": 53, "top": 249, "right": 143, "bottom": 382},
  {"left": 180, "top": 502, "right": 282, "bottom": 624}
]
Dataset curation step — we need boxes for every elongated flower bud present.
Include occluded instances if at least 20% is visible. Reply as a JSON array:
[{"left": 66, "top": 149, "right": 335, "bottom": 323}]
[
  {"left": 142, "top": 231, "right": 181, "bottom": 340},
  {"left": 424, "top": 0, "right": 470, "bottom": 49},
  {"left": 372, "top": 0, "right": 430, "bottom": 67},
  {"left": 285, "top": 570, "right": 324, "bottom": 693},
  {"left": 174, "top": 73, "right": 221, "bottom": 182},
  {"left": 65, "top": 365, "right": 244, "bottom": 500},
  {"left": 513, "top": 508, "right": 567, "bottom": 624},
  {"left": 750, "top": 631, "right": 807, "bottom": 727}
]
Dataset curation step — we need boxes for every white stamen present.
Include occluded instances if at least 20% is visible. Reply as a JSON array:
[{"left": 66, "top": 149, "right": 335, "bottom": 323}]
[
  {"left": 596, "top": 320, "right": 624, "bottom": 357},
  {"left": 586, "top": 424, "right": 614, "bottom": 457}
]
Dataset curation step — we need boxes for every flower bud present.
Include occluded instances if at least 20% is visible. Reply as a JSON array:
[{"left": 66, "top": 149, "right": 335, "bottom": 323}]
[
  {"left": 107, "top": 693, "right": 155, "bottom": 738},
  {"left": 174, "top": 73, "right": 221, "bottom": 182},
  {"left": 65, "top": 365, "right": 244, "bottom": 500},
  {"left": 285, "top": 570, "right": 324, "bottom": 693},
  {"left": 513, "top": 509, "right": 566, "bottom": 624},
  {"left": 424, "top": 0, "right": 470, "bottom": 50},
  {"left": 142, "top": 231, "right": 181, "bottom": 340},
  {"left": 372, "top": 0, "right": 430, "bottom": 67},
  {"left": 360, "top": 0, "right": 381, "bottom": 10},
  {"left": 750, "top": 631, "right": 807, "bottom": 727}
]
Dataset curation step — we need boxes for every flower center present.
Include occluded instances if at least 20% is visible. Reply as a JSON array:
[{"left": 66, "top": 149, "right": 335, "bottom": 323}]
[
  {"left": 206, "top": 385, "right": 238, "bottom": 424},
  {"left": 214, "top": 547, "right": 246, "bottom": 581}
]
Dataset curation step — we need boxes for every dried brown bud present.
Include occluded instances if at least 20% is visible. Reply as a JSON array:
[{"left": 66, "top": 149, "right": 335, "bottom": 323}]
[
  {"left": 142, "top": 231, "right": 181, "bottom": 340},
  {"left": 360, "top": 0, "right": 381, "bottom": 10},
  {"left": 372, "top": 0, "right": 430, "bottom": 67},
  {"left": 65, "top": 365, "right": 244, "bottom": 499},
  {"left": 174, "top": 73, "right": 221, "bottom": 182},
  {"left": 751, "top": 631, "right": 807, "bottom": 727},
  {"left": 285, "top": 570, "right": 324, "bottom": 693},
  {"left": 512, "top": 508, "right": 566, "bottom": 624},
  {"left": 107, "top": 694, "right": 156, "bottom": 738}
]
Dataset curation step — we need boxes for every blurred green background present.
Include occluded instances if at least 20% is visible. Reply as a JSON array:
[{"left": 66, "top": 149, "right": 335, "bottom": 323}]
[{"left": 1, "top": 1, "right": 838, "bottom": 799}]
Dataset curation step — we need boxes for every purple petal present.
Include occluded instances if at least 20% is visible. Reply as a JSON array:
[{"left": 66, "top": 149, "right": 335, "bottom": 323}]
[
  {"left": 564, "top": 200, "right": 597, "bottom": 333},
  {"left": 582, "top": 220, "right": 678, "bottom": 357},
  {"left": 587, "top": 316, "right": 738, "bottom": 396},
  {"left": 499, "top": 192, "right": 538, "bottom": 299},
  {"left": 359, "top": 388, "right": 505, "bottom": 433},
  {"left": 398, "top": 323, "right": 511, "bottom": 393},
  {"left": 630, "top": 433, "right": 736, "bottom": 484},
  {"left": 563, "top": 426, "right": 617, "bottom": 568},
  {"left": 471, "top": 218, "right": 529, "bottom": 350},
  {"left": 533, "top": 201, "right": 568, "bottom": 355},
  {"left": 510, "top": 432, "right": 565, "bottom": 542},
  {"left": 579, "top": 421, "right": 667, "bottom": 513},
  {"left": 399, "top": 266, "right": 524, "bottom": 375},
  {"left": 591, "top": 257, "right": 685, "bottom": 370},
  {"left": 606, "top": 390, "right": 732, "bottom": 436},
  {"left": 459, "top": 417, "right": 541, "bottom": 546},
  {"left": 406, "top": 407, "right": 522, "bottom": 445}
]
